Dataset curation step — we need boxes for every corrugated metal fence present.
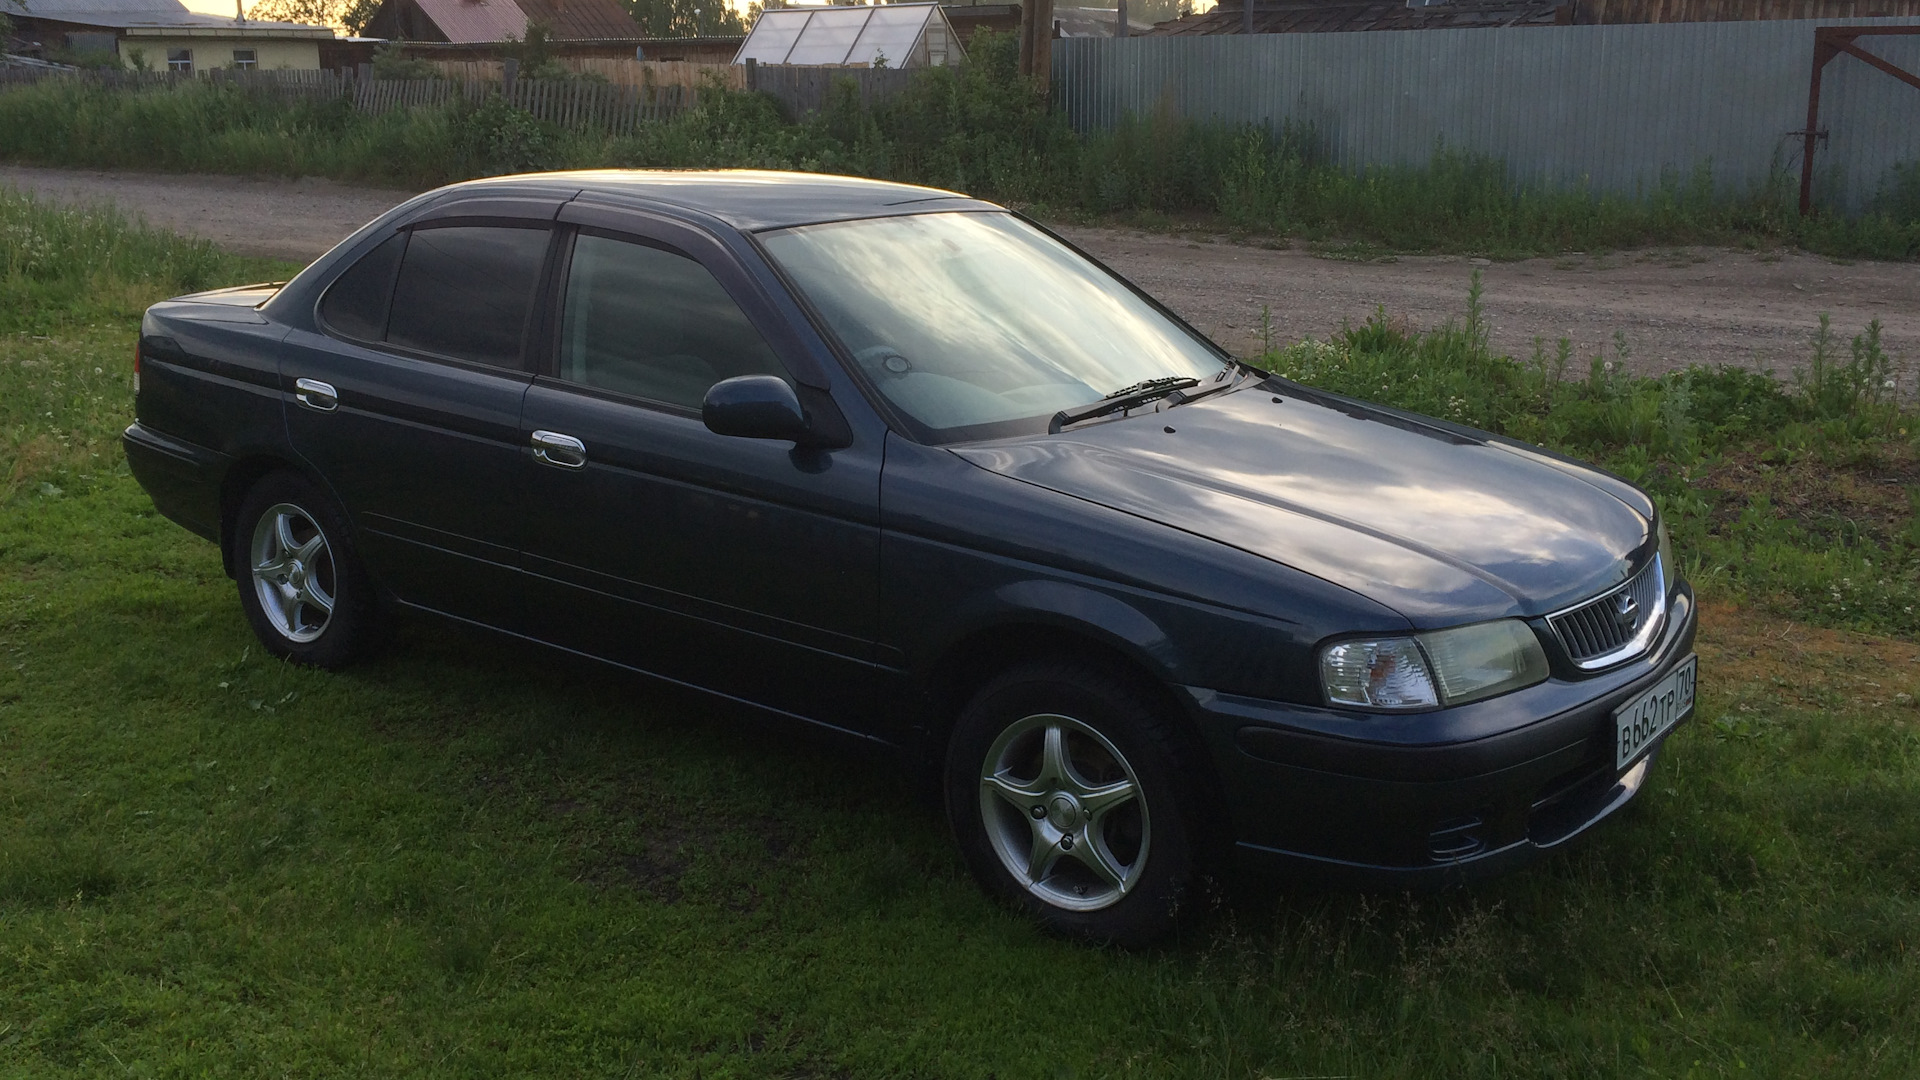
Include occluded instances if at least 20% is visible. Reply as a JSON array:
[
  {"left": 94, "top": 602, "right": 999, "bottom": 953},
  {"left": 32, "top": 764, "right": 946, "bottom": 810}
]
[{"left": 1053, "top": 17, "right": 1920, "bottom": 212}]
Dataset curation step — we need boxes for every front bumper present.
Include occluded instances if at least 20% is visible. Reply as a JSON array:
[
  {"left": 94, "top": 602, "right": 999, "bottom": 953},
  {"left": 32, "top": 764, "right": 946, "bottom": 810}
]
[{"left": 1184, "top": 584, "right": 1699, "bottom": 887}]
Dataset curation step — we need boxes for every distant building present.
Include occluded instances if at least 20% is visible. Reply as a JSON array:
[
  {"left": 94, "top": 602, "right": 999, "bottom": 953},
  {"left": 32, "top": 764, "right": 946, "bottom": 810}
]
[
  {"left": 2, "top": 0, "right": 334, "bottom": 68},
  {"left": 1053, "top": 6, "right": 1154, "bottom": 36},
  {"left": 360, "top": 0, "right": 643, "bottom": 44}
]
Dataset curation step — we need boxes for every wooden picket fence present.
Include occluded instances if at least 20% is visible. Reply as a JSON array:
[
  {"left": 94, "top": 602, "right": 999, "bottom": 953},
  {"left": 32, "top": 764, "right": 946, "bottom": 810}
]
[
  {"left": 0, "top": 60, "right": 928, "bottom": 128},
  {"left": 0, "top": 64, "right": 694, "bottom": 135},
  {"left": 427, "top": 58, "right": 744, "bottom": 92}
]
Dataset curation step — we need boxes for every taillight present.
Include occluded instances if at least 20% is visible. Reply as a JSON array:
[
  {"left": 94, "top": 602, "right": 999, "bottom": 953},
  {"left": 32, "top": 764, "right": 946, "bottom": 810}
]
[{"left": 133, "top": 339, "right": 141, "bottom": 396}]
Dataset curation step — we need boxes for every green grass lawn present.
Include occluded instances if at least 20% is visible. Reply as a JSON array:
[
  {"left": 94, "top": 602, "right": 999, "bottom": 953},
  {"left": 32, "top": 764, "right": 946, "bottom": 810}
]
[{"left": 3, "top": 191, "right": 1918, "bottom": 1078}]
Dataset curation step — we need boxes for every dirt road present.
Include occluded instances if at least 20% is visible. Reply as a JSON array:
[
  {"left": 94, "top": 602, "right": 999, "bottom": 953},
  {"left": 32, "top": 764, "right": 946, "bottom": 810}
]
[{"left": 7, "top": 164, "right": 1915, "bottom": 379}]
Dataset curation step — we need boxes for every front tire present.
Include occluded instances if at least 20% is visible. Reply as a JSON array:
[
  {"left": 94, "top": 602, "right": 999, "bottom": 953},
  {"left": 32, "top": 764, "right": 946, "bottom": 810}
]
[
  {"left": 945, "top": 660, "right": 1202, "bottom": 946},
  {"left": 230, "top": 471, "right": 381, "bottom": 668}
]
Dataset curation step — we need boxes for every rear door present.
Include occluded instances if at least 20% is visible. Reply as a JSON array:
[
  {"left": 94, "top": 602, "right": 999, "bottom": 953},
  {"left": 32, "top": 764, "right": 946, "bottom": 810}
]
[
  {"left": 513, "top": 204, "right": 888, "bottom": 732},
  {"left": 280, "top": 197, "right": 562, "bottom": 628}
]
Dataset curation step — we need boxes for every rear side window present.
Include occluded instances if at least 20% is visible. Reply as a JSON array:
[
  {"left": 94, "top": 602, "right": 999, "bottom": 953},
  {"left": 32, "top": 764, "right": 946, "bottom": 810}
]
[
  {"left": 319, "top": 231, "right": 406, "bottom": 342},
  {"left": 386, "top": 225, "right": 550, "bottom": 369},
  {"left": 557, "top": 233, "right": 788, "bottom": 408}
]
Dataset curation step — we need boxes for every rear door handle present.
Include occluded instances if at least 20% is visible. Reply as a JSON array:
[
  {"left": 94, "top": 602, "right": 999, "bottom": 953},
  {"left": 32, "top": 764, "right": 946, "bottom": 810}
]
[
  {"left": 530, "top": 429, "right": 587, "bottom": 469},
  {"left": 294, "top": 378, "right": 338, "bottom": 412}
]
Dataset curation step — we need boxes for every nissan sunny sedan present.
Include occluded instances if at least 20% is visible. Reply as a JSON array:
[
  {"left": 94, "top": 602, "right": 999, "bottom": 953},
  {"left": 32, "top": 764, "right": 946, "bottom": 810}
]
[{"left": 124, "top": 170, "right": 1697, "bottom": 944}]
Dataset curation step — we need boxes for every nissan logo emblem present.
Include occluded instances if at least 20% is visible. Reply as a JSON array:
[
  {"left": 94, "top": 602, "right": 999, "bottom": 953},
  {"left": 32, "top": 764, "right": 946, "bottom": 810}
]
[{"left": 1613, "top": 593, "right": 1640, "bottom": 632}]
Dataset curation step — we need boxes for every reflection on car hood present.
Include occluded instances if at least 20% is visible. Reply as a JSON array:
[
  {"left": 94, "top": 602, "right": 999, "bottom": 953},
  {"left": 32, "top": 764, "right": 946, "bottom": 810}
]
[{"left": 952, "top": 381, "right": 1652, "bottom": 625}]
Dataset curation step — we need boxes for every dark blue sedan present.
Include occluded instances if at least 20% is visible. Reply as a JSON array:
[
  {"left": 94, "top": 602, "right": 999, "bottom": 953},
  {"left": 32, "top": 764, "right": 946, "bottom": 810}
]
[{"left": 124, "top": 170, "right": 1698, "bottom": 944}]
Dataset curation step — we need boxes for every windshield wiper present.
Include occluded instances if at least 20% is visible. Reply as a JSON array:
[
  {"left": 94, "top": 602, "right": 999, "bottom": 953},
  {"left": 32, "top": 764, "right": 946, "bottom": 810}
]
[{"left": 1050, "top": 376, "right": 1200, "bottom": 433}]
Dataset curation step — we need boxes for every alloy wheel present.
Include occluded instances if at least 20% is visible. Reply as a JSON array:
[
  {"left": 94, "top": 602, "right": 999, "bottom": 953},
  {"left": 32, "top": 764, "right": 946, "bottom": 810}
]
[
  {"left": 249, "top": 502, "right": 336, "bottom": 644},
  {"left": 978, "top": 712, "right": 1151, "bottom": 912}
]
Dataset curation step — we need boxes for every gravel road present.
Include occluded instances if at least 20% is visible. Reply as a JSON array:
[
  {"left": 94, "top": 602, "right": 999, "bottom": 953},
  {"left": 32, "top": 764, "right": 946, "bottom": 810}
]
[{"left": 8, "top": 164, "right": 1915, "bottom": 379}]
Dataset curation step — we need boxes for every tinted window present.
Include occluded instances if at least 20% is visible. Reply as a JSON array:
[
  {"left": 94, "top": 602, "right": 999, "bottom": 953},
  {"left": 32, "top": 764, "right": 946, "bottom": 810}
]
[
  {"left": 557, "top": 234, "right": 787, "bottom": 408},
  {"left": 319, "top": 231, "right": 406, "bottom": 342},
  {"left": 387, "top": 225, "right": 550, "bottom": 369}
]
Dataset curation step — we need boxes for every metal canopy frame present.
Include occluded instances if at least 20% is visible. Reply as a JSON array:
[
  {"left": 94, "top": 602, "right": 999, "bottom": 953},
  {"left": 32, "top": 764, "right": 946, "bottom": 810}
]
[{"left": 1799, "top": 25, "right": 1920, "bottom": 216}]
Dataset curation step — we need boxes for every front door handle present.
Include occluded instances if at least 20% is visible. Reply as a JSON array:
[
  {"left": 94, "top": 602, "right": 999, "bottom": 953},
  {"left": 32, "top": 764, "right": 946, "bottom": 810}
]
[
  {"left": 530, "top": 429, "right": 587, "bottom": 469},
  {"left": 294, "top": 378, "right": 338, "bottom": 412}
]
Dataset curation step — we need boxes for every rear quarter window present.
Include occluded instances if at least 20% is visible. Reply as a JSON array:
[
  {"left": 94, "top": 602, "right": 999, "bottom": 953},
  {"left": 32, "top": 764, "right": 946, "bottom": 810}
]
[{"left": 318, "top": 231, "right": 406, "bottom": 342}]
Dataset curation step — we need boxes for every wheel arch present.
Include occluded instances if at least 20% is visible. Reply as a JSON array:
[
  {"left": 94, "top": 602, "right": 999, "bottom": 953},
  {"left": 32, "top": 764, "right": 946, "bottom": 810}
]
[{"left": 216, "top": 453, "right": 333, "bottom": 579}]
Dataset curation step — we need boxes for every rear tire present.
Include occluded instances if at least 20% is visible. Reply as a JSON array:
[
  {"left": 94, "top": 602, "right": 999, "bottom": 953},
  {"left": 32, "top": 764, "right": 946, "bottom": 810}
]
[
  {"left": 230, "top": 471, "right": 381, "bottom": 669},
  {"left": 945, "top": 659, "right": 1203, "bottom": 947}
]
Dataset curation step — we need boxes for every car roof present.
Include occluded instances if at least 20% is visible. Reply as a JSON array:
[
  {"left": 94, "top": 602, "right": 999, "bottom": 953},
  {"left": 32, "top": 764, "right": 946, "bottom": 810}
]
[{"left": 446, "top": 169, "right": 1002, "bottom": 231}]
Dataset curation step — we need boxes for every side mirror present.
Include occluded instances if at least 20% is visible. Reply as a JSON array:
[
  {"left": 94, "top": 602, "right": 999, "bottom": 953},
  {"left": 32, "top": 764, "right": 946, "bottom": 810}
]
[{"left": 702, "top": 375, "right": 811, "bottom": 443}]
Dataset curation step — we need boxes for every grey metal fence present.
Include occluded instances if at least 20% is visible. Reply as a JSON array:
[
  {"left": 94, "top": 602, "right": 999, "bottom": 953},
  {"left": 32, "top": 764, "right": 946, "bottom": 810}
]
[{"left": 1053, "top": 17, "right": 1920, "bottom": 213}]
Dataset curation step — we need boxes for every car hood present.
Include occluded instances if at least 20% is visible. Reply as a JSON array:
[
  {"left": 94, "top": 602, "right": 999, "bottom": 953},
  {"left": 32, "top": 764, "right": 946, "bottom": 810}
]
[{"left": 951, "top": 381, "right": 1652, "bottom": 625}]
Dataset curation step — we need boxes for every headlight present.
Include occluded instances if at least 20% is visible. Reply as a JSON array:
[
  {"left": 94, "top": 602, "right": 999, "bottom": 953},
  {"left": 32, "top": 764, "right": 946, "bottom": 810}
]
[
  {"left": 1320, "top": 619, "right": 1549, "bottom": 711},
  {"left": 1657, "top": 518, "right": 1676, "bottom": 593}
]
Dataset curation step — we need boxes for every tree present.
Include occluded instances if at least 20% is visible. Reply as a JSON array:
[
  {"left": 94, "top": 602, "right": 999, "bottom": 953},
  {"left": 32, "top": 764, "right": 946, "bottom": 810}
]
[
  {"left": 620, "top": 0, "right": 749, "bottom": 37},
  {"left": 246, "top": 0, "right": 382, "bottom": 35}
]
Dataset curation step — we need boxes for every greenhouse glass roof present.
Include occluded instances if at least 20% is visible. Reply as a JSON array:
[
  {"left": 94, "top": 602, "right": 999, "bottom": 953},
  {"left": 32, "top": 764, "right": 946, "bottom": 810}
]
[{"left": 734, "top": 3, "right": 961, "bottom": 67}]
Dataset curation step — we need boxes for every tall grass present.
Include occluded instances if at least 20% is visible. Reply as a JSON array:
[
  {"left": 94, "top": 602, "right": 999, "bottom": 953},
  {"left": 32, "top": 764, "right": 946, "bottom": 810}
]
[
  {"left": 2, "top": 34, "right": 1916, "bottom": 258},
  {"left": 0, "top": 187, "right": 288, "bottom": 334}
]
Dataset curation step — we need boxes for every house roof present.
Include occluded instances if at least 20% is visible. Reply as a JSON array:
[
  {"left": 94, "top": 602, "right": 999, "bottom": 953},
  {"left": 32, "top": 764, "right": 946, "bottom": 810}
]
[
  {"left": 387, "top": 0, "right": 643, "bottom": 43},
  {"left": 1148, "top": 0, "right": 1567, "bottom": 35},
  {"left": 513, "top": 0, "right": 643, "bottom": 40},
  {"left": 1, "top": 0, "right": 334, "bottom": 34},
  {"left": 408, "top": 0, "right": 527, "bottom": 42}
]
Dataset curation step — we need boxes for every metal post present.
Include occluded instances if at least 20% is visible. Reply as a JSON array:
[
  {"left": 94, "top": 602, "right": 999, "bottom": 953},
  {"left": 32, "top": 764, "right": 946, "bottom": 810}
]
[
  {"left": 1116, "top": 0, "right": 1128, "bottom": 40},
  {"left": 1799, "top": 30, "right": 1835, "bottom": 217},
  {"left": 745, "top": 56, "right": 756, "bottom": 91},
  {"left": 1242, "top": 0, "right": 1252, "bottom": 37},
  {"left": 503, "top": 57, "right": 519, "bottom": 95}
]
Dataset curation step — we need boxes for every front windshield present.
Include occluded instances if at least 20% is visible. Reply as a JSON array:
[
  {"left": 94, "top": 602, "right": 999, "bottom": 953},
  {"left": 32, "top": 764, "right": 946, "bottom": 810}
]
[{"left": 759, "top": 212, "right": 1228, "bottom": 440}]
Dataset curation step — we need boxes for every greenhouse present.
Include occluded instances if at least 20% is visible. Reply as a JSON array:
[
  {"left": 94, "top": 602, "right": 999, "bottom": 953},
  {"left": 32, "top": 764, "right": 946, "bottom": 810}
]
[{"left": 733, "top": 2, "right": 965, "bottom": 68}]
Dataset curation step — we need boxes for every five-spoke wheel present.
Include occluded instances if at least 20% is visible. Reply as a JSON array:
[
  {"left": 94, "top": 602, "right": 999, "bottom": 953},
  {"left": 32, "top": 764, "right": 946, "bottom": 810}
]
[
  {"left": 947, "top": 660, "right": 1203, "bottom": 945},
  {"left": 250, "top": 503, "right": 336, "bottom": 643},
  {"left": 230, "top": 471, "right": 381, "bottom": 668},
  {"left": 979, "top": 713, "right": 1150, "bottom": 912}
]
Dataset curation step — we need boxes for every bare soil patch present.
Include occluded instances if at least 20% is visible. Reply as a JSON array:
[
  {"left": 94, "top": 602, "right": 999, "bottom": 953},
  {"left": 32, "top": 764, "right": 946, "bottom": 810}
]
[
  {"left": 6, "top": 165, "right": 1917, "bottom": 380},
  {"left": 1696, "top": 599, "right": 1920, "bottom": 713}
]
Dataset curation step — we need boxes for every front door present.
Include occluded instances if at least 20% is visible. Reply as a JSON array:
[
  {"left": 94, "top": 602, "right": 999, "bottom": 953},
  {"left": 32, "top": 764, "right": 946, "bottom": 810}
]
[
  {"left": 282, "top": 213, "right": 557, "bottom": 628},
  {"left": 514, "top": 216, "right": 886, "bottom": 733}
]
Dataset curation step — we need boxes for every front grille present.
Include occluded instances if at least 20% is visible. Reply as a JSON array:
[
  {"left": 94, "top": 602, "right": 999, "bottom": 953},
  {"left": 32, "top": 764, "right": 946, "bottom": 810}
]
[{"left": 1548, "top": 555, "right": 1666, "bottom": 669}]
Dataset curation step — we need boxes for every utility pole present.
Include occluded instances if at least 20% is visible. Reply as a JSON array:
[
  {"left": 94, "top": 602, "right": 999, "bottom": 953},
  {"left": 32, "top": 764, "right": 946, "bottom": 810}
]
[{"left": 1020, "top": 0, "right": 1054, "bottom": 85}]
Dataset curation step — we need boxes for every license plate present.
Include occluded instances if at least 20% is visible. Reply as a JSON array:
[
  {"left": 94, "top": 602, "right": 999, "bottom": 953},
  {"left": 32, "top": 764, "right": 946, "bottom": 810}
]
[{"left": 1615, "top": 655, "right": 1697, "bottom": 771}]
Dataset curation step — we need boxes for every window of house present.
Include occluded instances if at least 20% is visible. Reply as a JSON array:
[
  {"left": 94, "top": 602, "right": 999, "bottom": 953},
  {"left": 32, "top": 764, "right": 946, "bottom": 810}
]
[
  {"left": 166, "top": 48, "right": 192, "bottom": 73},
  {"left": 231, "top": 48, "right": 257, "bottom": 70},
  {"left": 319, "top": 232, "right": 407, "bottom": 343},
  {"left": 385, "top": 225, "right": 550, "bottom": 369},
  {"left": 557, "top": 233, "right": 788, "bottom": 409}
]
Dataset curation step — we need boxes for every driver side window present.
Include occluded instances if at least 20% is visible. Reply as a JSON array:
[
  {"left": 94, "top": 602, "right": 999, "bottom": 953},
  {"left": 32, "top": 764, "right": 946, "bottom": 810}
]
[{"left": 557, "top": 233, "right": 788, "bottom": 409}]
